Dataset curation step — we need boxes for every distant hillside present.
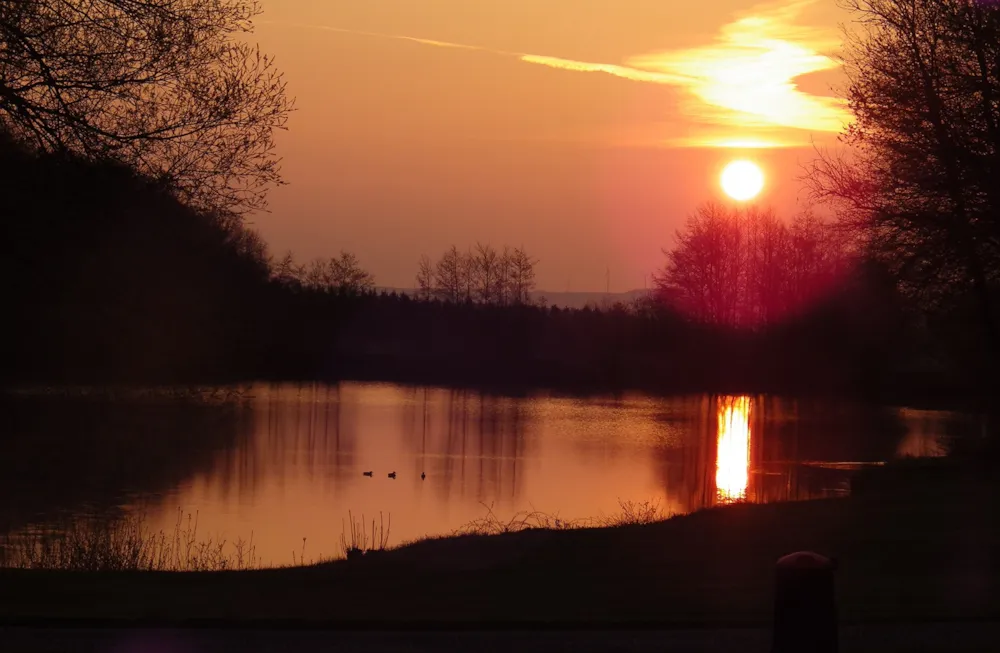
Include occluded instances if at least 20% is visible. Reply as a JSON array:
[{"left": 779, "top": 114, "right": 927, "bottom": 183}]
[{"left": 376, "top": 287, "right": 651, "bottom": 309}]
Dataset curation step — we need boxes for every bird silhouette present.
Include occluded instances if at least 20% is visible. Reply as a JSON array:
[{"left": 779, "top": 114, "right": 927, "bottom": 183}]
[
  {"left": 421, "top": 472, "right": 426, "bottom": 480},
  {"left": 362, "top": 471, "right": 373, "bottom": 477},
  {"left": 388, "top": 472, "right": 396, "bottom": 479}
]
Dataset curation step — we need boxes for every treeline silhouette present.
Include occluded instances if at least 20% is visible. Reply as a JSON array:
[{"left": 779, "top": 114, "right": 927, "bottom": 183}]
[
  {"left": 3, "top": 0, "right": 999, "bottom": 408},
  {"left": 415, "top": 245, "right": 537, "bottom": 305},
  {"left": 0, "top": 134, "right": 985, "bottom": 402}
]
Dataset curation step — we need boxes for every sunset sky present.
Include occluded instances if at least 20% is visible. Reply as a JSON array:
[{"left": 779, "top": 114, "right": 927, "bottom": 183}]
[{"left": 251, "top": 0, "right": 851, "bottom": 292}]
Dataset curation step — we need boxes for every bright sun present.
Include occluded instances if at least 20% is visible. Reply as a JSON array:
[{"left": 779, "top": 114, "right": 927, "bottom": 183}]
[{"left": 720, "top": 160, "right": 764, "bottom": 201}]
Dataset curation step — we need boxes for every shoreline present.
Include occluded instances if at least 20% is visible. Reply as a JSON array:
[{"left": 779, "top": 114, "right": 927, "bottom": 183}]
[
  {"left": 2, "top": 463, "right": 996, "bottom": 626},
  {"left": 1, "top": 376, "right": 989, "bottom": 414}
]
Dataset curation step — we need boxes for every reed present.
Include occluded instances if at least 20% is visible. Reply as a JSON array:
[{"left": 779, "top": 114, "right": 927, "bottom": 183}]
[
  {"left": 0, "top": 508, "right": 258, "bottom": 571},
  {"left": 339, "top": 511, "right": 391, "bottom": 560}
]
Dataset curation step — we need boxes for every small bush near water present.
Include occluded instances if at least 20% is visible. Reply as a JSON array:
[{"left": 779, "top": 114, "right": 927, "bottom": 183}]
[{"left": 0, "top": 509, "right": 258, "bottom": 571}]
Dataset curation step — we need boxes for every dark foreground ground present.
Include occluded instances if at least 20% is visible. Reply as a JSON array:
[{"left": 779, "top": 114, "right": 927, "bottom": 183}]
[
  {"left": 3, "top": 622, "right": 1000, "bottom": 653},
  {"left": 0, "top": 459, "right": 997, "bottom": 651}
]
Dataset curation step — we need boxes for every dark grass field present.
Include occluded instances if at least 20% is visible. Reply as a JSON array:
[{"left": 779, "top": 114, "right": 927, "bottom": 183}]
[{"left": 1, "top": 459, "right": 996, "bottom": 628}]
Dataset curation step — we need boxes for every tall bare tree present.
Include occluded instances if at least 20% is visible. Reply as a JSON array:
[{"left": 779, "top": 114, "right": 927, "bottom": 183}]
[
  {"left": 497, "top": 246, "right": 514, "bottom": 306},
  {"left": 808, "top": 0, "right": 1000, "bottom": 350},
  {"left": 507, "top": 246, "right": 537, "bottom": 305},
  {"left": 0, "top": 0, "right": 292, "bottom": 216},
  {"left": 473, "top": 243, "right": 500, "bottom": 304},
  {"left": 655, "top": 203, "right": 744, "bottom": 326},
  {"left": 787, "top": 210, "right": 848, "bottom": 311},
  {"left": 460, "top": 248, "right": 476, "bottom": 303},
  {"left": 434, "top": 246, "right": 464, "bottom": 303},
  {"left": 745, "top": 206, "right": 790, "bottom": 325},
  {"left": 415, "top": 254, "right": 435, "bottom": 300}
]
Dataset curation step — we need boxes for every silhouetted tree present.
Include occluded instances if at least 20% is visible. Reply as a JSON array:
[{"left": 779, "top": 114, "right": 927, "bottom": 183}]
[
  {"left": 745, "top": 206, "right": 789, "bottom": 325},
  {"left": 507, "top": 246, "right": 537, "bottom": 305},
  {"left": 656, "top": 203, "right": 846, "bottom": 327},
  {"left": 473, "top": 243, "right": 501, "bottom": 304},
  {"left": 434, "top": 246, "right": 465, "bottom": 303},
  {"left": 460, "top": 249, "right": 476, "bottom": 303},
  {"left": 496, "top": 247, "right": 514, "bottom": 305},
  {"left": 0, "top": 0, "right": 292, "bottom": 215},
  {"left": 427, "top": 244, "right": 537, "bottom": 305},
  {"left": 299, "top": 252, "right": 374, "bottom": 294},
  {"left": 808, "top": 0, "right": 1000, "bottom": 354},
  {"left": 416, "top": 254, "right": 435, "bottom": 300},
  {"left": 326, "top": 252, "right": 375, "bottom": 295},
  {"left": 788, "top": 210, "right": 849, "bottom": 311},
  {"left": 304, "top": 258, "right": 328, "bottom": 290},
  {"left": 272, "top": 251, "right": 305, "bottom": 288},
  {"left": 656, "top": 202, "right": 743, "bottom": 326}
]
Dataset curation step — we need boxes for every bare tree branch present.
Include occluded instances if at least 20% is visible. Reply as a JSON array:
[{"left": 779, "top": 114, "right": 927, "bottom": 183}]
[{"left": 0, "top": 0, "right": 293, "bottom": 216}]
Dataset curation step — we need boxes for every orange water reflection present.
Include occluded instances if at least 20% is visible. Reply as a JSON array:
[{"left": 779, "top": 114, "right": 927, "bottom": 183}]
[
  {"left": 716, "top": 396, "right": 751, "bottom": 503},
  {"left": 2, "top": 385, "right": 965, "bottom": 566}
]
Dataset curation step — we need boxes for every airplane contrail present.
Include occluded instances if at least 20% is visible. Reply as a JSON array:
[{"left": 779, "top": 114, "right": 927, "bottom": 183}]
[
  {"left": 258, "top": 21, "right": 519, "bottom": 55},
  {"left": 257, "top": 21, "right": 683, "bottom": 87}
]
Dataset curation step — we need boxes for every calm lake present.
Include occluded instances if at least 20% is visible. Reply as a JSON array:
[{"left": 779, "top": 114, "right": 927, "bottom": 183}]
[{"left": 0, "top": 382, "right": 979, "bottom": 565}]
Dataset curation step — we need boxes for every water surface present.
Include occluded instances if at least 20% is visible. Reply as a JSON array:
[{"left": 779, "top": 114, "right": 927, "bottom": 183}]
[{"left": 0, "top": 383, "right": 974, "bottom": 565}]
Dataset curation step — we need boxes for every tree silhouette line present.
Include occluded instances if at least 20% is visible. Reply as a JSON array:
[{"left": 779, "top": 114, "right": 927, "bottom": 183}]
[
  {"left": 0, "top": 130, "right": 945, "bottom": 399},
  {"left": 272, "top": 252, "right": 376, "bottom": 295},
  {"left": 416, "top": 245, "right": 537, "bottom": 306},
  {"left": 3, "top": 0, "right": 999, "bottom": 404}
]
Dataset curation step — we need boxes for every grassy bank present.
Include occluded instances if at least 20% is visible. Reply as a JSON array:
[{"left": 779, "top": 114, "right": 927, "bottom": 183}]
[{"left": 1, "top": 460, "right": 996, "bottom": 626}]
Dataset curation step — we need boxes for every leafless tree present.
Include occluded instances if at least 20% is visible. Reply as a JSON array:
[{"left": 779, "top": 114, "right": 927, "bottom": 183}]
[
  {"left": 496, "top": 246, "right": 513, "bottom": 306},
  {"left": 0, "top": 0, "right": 293, "bottom": 216},
  {"left": 326, "top": 252, "right": 375, "bottom": 295},
  {"left": 434, "top": 246, "right": 465, "bottom": 303},
  {"left": 415, "top": 254, "right": 435, "bottom": 300},
  {"left": 304, "top": 258, "right": 327, "bottom": 290},
  {"left": 788, "top": 210, "right": 849, "bottom": 310},
  {"left": 460, "top": 249, "right": 476, "bottom": 303},
  {"left": 272, "top": 250, "right": 304, "bottom": 287},
  {"left": 507, "top": 246, "right": 537, "bottom": 305},
  {"left": 427, "top": 243, "right": 537, "bottom": 305},
  {"left": 655, "top": 202, "right": 744, "bottom": 326},
  {"left": 655, "top": 203, "right": 845, "bottom": 327},
  {"left": 807, "top": 0, "right": 1000, "bottom": 350},
  {"left": 744, "top": 206, "right": 790, "bottom": 325},
  {"left": 473, "top": 243, "right": 500, "bottom": 304}
]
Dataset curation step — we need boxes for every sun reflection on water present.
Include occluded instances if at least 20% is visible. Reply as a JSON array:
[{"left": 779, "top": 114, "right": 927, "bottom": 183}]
[{"left": 716, "top": 396, "right": 751, "bottom": 503}]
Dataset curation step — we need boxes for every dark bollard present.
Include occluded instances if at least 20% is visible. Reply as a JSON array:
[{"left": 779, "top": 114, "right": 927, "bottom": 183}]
[{"left": 771, "top": 551, "right": 838, "bottom": 653}]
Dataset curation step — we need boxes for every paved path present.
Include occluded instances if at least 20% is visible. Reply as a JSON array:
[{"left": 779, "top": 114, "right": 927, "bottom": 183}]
[{"left": 1, "top": 623, "right": 997, "bottom": 653}]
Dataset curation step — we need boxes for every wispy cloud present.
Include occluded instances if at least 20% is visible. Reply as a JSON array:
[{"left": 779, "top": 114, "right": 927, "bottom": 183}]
[{"left": 262, "top": 1, "right": 849, "bottom": 147}]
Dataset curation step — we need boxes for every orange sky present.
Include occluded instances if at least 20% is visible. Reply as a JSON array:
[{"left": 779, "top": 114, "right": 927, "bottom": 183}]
[{"left": 250, "top": 0, "right": 850, "bottom": 292}]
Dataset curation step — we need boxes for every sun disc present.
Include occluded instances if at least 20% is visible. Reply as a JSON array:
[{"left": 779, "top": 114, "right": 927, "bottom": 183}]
[{"left": 720, "top": 160, "right": 764, "bottom": 201}]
